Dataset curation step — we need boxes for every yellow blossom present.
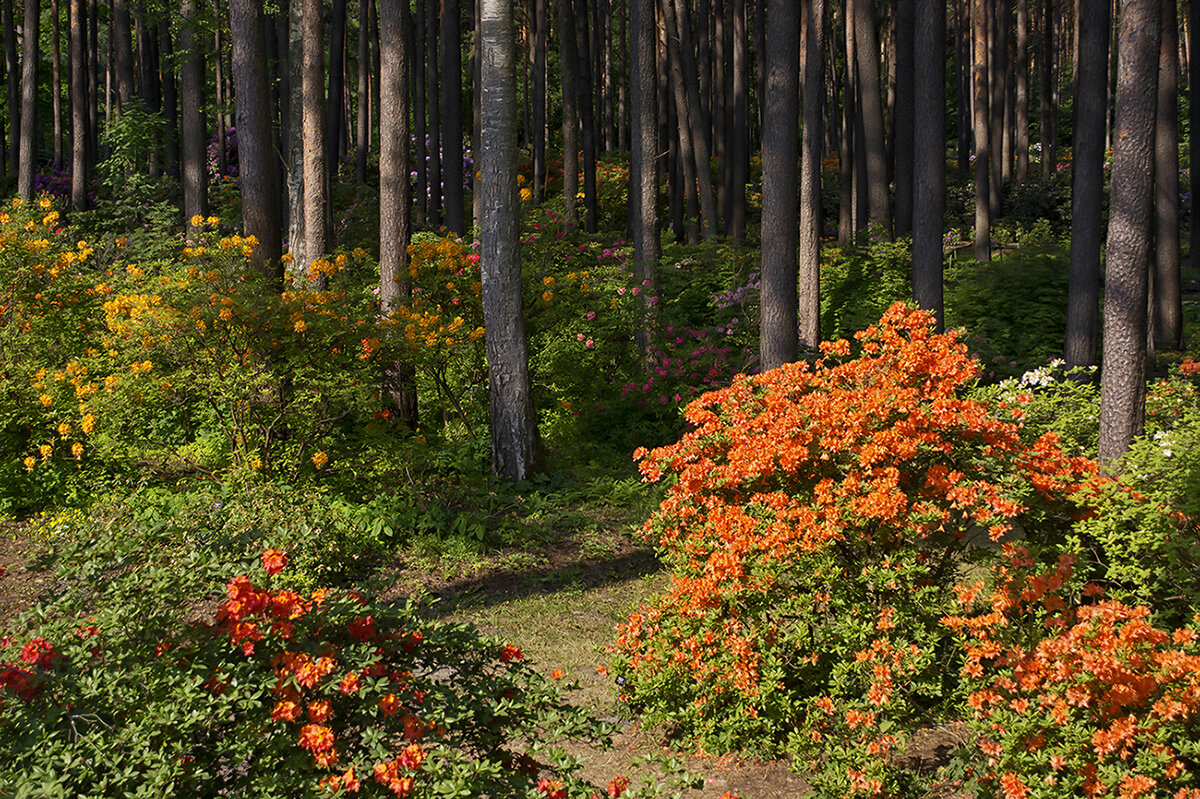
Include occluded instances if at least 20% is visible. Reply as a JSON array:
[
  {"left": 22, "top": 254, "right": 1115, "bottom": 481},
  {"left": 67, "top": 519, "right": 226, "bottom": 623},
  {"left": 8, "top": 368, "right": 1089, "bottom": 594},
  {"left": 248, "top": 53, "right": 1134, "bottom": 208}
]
[
  {"left": 71, "top": 442, "right": 83, "bottom": 458},
  {"left": 251, "top": 458, "right": 262, "bottom": 469},
  {"left": 520, "top": 187, "right": 533, "bottom": 202},
  {"left": 81, "top": 413, "right": 96, "bottom": 434},
  {"left": 40, "top": 394, "right": 53, "bottom": 406},
  {"left": 542, "top": 290, "right": 553, "bottom": 303},
  {"left": 38, "top": 197, "right": 53, "bottom": 210},
  {"left": 39, "top": 443, "right": 52, "bottom": 459},
  {"left": 206, "top": 216, "right": 219, "bottom": 227},
  {"left": 543, "top": 275, "right": 555, "bottom": 287},
  {"left": 312, "top": 451, "right": 329, "bottom": 469},
  {"left": 23, "top": 456, "right": 35, "bottom": 471},
  {"left": 57, "top": 423, "right": 72, "bottom": 437},
  {"left": 294, "top": 319, "right": 307, "bottom": 333}
]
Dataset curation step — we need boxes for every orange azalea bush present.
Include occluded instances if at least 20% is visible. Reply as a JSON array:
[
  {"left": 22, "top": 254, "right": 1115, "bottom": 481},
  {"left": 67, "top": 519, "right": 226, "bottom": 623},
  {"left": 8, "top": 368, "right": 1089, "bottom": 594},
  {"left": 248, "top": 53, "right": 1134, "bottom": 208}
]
[
  {"left": 946, "top": 550, "right": 1200, "bottom": 798},
  {"left": 0, "top": 544, "right": 612, "bottom": 796},
  {"left": 612, "top": 303, "right": 1096, "bottom": 794}
]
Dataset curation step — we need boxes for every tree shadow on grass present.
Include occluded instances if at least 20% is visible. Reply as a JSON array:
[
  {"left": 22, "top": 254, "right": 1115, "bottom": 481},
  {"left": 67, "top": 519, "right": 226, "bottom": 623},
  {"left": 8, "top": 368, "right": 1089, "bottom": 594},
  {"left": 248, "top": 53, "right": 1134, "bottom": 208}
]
[{"left": 386, "top": 540, "right": 665, "bottom": 617}]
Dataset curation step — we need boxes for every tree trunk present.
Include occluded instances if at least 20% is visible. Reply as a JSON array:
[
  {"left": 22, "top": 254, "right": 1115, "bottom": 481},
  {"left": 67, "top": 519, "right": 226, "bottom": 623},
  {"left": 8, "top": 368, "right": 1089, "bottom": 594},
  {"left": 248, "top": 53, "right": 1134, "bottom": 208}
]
[
  {"left": 440, "top": 0, "right": 464, "bottom": 232},
  {"left": 727, "top": 0, "right": 746, "bottom": 240},
  {"left": 160, "top": 18, "right": 179, "bottom": 179},
  {"left": 532, "top": 0, "right": 546, "bottom": 201},
  {"left": 356, "top": 0, "right": 369, "bottom": 186},
  {"left": 668, "top": 0, "right": 718, "bottom": 240},
  {"left": 1015, "top": 0, "right": 1029, "bottom": 179},
  {"left": 426, "top": 0, "right": 441, "bottom": 226},
  {"left": 4, "top": 0, "right": 17, "bottom": 174},
  {"left": 574, "top": 0, "right": 599, "bottom": 232},
  {"left": 759, "top": 0, "right": 798, "bottom": 370},
  {"left": 799, "top": 0, "right": 823, "bottom": 345},
  {"left": 113, "top": 0, "right": 133, "bottom": 112},
  {"left": 378, "top": 0, "right": 418, "bottom": 425},
  {"left": 912, "top": 0, "right": 945, "bottom": 329},
  {"left": 286, "top": 0, "right": 305, "bottom": 263},
  {"left": 838, "top": 0, "right": 855, "bottom": 247},
  {"left": 302, "top": 0, "right": 329, "bottom": 272},
  {"left": 1001, "top": 0, "right": 1014, "bottom": 181},
  {"left": 1154, "top": 0, "right": 1182, "bottom": 351},
  {"left": 87, "top": 0, "right": 96, "bottom": 162},
  {"left": 180, "top": 0, "right": 207, "bottom": 221},
  {"left": 1040, "top": 0, "right": 1056, "bottom": 177},
  {"left": 661, "top": 0, "right": 699, "bottom": 243},
  {"left": 1099, "top": 0, "right": 1160, "bottom": 463},
  {"left": 69, "top": 0, "right": 86, "bottom": 208},
  {"left": 479, "top": 0, "right": 543, "bottom": 481},
  {"left": 892, "top": 0, "right": 914, "bottom": 237},
  {"left": 987, "top": 0, "right": 1004, "bottom": 217},
  {"left": 1065, "top": 0, "right": 1108, "bottom": 368},
  {"left": 136, "top": 7, "right": 161, "bottom": 176},
  {"left": 629, "top": 0, "right": 659, "bottom": 341},
  {"left": 230, "top": 0, "right": 284, "bottom": 283},
  {"left": 413, "top": 0, "right": 426, "bottom": 222},
  {"left": 16, "top": 0, "right": 37, "bottom": 201},
  {"left": 559, "top": 0, "right": 579, "bottom": 225},
  {"left": 324, "top": 0, "right": 347, "bottom": 188},
  {"left": 973, "top": 0, "right": 991, "bottom": 260},
  {"left": 853, "top": 0, "right": 891, "bottom": 236},
  {"left": 214, "top": 22, "right": 228, "bottom": 176},
  {"left": 1191, "top": 0, "right": 1200, "bottom": 273},
  {"left": 51, "top": 0, "right": 62, "bottom": 165},
  {"left": 955, "top": 0, "right": 972, "bottom": 174}
]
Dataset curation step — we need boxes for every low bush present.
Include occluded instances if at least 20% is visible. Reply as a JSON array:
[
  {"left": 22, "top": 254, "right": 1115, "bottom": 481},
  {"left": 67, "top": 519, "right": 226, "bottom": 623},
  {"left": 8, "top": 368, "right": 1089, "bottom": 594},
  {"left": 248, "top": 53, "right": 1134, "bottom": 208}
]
[
  {"left": 0, "top": 530, "right": 612, "bottom": 797},
  {"left": 611, "top": 304, "right": 1096, "bottom": 795}
]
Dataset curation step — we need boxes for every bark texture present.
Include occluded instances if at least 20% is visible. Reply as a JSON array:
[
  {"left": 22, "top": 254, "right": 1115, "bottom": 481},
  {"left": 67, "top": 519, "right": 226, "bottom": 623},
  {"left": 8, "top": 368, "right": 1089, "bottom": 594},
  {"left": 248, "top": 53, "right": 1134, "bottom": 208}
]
[
  {"left": 479, "top": 0, "right": 543, "bottom": 481},
  {"left": 230, "top": 0, "right": 284, "bottom": 283},
  {"left": 1099, "top": 0, "right": 1161, "bottom": 463},
  {"left": 1065, "top": 0, "right": 1109, "bottom": 367},
  {"left": 912, "top": 0, "right": 945, "bottom": 329},
  {"left": 759, "top": 0, "right": 799, "bottom": 370}
]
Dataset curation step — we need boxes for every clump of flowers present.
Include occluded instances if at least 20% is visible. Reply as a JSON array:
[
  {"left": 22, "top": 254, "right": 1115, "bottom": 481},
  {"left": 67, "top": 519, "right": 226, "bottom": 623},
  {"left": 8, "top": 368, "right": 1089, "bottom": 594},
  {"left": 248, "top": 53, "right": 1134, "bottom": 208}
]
[
  {"left": 612, "top": 304, "right": 1096, "bottom": 794},
  {"left": 0, "top": 548, "right": 612, "bottom": 796},
  {"left": 945, "top": 550, "right": 1200, "bottom": 799}
]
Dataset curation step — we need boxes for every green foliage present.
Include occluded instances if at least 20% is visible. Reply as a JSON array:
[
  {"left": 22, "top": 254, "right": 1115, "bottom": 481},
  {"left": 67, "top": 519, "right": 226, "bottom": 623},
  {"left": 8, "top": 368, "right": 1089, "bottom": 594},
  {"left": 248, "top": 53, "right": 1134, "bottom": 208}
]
[
  {"left": 1071, "top": 370, "right": 1200, "bottom": 629},
  {"left": 967, "top": 360, "right": 1101, "bottom": 457},
  {"left": 944, "top": 247, "right": 1070, "bottom": 380},
  {"left": 819, "top": 237, "right": 912, "bottom": 341},
  {"left": 0, "top": 515, "right": 613, "bottom": 797}
]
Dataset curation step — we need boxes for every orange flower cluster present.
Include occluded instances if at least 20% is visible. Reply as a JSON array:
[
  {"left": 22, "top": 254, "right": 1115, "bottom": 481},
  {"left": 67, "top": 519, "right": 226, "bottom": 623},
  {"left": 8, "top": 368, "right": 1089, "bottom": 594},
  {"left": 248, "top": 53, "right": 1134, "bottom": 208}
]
[
  {"left": 618, "top": 304, "right": 1095, "bottom": 703},
  {"left": 613, "top": 304, "right": 1101, "bottom": 789},
  {"left": 955, "top": 577, "right": 1200, "bottom": 798}
]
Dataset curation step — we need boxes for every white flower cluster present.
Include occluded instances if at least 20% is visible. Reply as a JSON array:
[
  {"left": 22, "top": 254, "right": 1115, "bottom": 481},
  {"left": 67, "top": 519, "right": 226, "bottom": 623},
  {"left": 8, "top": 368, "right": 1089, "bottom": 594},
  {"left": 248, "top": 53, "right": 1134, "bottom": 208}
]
[
  {"left": 1019, "top": 358, "right": 1066, "bottom": 388},
  {"left": 1154, "top": 429, "right": 1174, "bottom": 458}
]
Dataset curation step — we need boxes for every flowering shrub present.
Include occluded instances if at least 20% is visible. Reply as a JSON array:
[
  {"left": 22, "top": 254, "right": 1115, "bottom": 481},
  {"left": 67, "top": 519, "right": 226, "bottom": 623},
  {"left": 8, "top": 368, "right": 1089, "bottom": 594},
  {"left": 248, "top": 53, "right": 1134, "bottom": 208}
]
[
  {"left": 946, "top": 550, "right": 1200, "bottom": 798},
  {"left": 0, "top": 541, "right": 612, "bottom": 796},
  {"left": 612, "top": 304, "right": 1096, "bottom": 794}
]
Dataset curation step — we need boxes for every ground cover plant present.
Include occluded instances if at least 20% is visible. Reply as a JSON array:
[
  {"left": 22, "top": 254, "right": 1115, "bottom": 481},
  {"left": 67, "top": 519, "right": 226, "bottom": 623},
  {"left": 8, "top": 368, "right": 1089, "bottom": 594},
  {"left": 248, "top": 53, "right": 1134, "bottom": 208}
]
[{"left": 0, "top": 542, "right": 612, "bottom": 797}]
